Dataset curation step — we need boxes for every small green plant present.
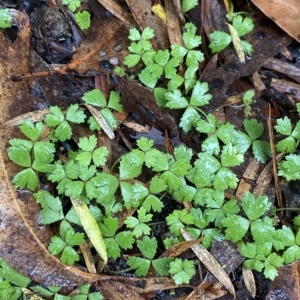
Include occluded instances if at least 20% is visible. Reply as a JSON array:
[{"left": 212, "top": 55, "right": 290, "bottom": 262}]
[
  {"left": 169, "top": 258, "right": 196, "bottom": 285},
  {"left": 0, "top": 8, "right": 13, "bottom": 28},
  {"left": 75, "top": 10, "right": 91, "bottom": 30},
  {"left": 243, "top": 89, "right": 255, "bottom": 116},
  {"left": 208, "top": 2, "right": 254, "bottom": 60},
  {"left": 48, "top": 219, "right": 85, "bottom": 266},
  {"left": 61, "top": 0, "right": 91, "bottom": 30}
]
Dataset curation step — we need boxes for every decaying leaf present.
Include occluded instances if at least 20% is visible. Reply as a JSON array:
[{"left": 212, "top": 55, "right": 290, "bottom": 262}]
[
  {"left": 242, "top": 266, "right": 256, "bottom": 298},
  {"left": 250, "top": 0, "right": 300, "bottom": 42},
  {"left": 181, "top": 228, "right": 236, "bottom": 299}
]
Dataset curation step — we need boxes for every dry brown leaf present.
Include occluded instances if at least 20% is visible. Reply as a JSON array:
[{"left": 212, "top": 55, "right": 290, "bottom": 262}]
[
  {"left": 84, "top": 104, "right": 115, "bottom": 139},
  {"left": 270, "top": 78, "right": 300, "bottom": 101},
  {"left": 180, "top": 228, "right": 236, "bottom": 299},
  {"left": 242, "top": 267, "right": 256, "bottom": 298},
  {"left": 1, "top": 110, "right": 50, "bottom": 128},
  {"left": 250, "top": 0, "right": 300, "bottom": 42},
  {"left": 123, "top": 122, "right": 150, "bottom": 133},
  {"left": 159, "top": 238, "right": 203, "bottom": 258}
]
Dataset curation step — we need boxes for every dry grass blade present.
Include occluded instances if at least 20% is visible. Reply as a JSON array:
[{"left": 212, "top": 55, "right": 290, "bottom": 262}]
[
  {"left": 84, "top": 104, "right": 115, "bottom": 139},
  {"left": 180, "top": 228, "right": 236, "bottom": 299},
  {"left": 123, "top": 122, "right": 149, "bottom": 133},
  {"left": 97, "top": 0, "right": 135, "bottom": 26},
  {"left": 242, "top": 266, "right": 256, "bottom": 298},
  {"left": 1, "top": 109, "right": 50, "bottom": 128},
  {"left": 227, "top": 23, "right": 245, "bottom": 63}
]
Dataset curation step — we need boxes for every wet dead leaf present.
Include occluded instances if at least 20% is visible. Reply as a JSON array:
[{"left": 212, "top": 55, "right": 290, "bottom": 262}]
[
  {"left": 242, "top": 267, "right": 256, "bottom": 298},
  {"left": 159, "top": 238, "right": 203, "bottom": 258},
  {"left": 1, "top": 109, "right": 50, "bottom": 128},
  {"left": 123, "top": 122, "right": 150, "bottom": 133},
  {"left": 84, "top": 104, "right": 115, "bottom": 139},
  {"left": 250, "top": 0, "right": 300, "bottom": 42},
  {"left": 180, "top": 228, "right": 236, "bottom": 299}
]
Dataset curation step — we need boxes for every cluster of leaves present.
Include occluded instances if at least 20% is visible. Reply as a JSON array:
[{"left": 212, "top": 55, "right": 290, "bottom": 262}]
[
  {"left": 7, "top": 89, "right": 121, "bottom": 192},
  {"left": 121, "top": 23, "right": 212, "bottom": 132},
  {"left": 0, "top": 8, "right": 13, "bottom": 28},
  {"left": 275, "top": 103, "right": 300, "bottom": 180},
  {"left": 61, "top": 0, "right": 91, "bottom": 30},
  {"left": 208, "top": 5, "right": 254, "bottom": 58}
]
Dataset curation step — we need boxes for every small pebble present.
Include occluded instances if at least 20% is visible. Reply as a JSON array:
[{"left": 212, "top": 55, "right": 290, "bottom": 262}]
[
  {"left": 99, "top": 50, "right": 106, "bottom": 57},
  {"left": 113, "top": 44, "right": 123, "bottom": 52},
  {"left": 109, "top": 57, "right": 119, "bottom": 65}
]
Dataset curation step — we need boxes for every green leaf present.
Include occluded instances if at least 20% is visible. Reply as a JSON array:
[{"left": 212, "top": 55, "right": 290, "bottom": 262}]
[
  {"left": 216, "top": 123, "right": 236, "bottom": 144},
  {"left": 221, "top": 144, "right": 244, "bottom": 167},
  {"left": 127, "top": 256, "right": 150, "bottom": 276},
  {"left": 119, "top": 149, "right": 144, "bottom": 180},
  {"left": 61, "top": 245, "right": 80, "bottom": 266},
  {"left": 250, "top": 217, "right": 275, "bottom": 244},
  {"left": 139, "top": 63, "right": 162, "bottom": 89},
  {"left": 104, "top": 238, "right": 121, "bottom": 259},
  {"left": 276, "top": 136, "right": 296, "bottom": 153},
  {"left": 54, "top": 120, "right": 72, "bottom": 142},
  {"left": 62, "top": 0, "right": 80, "bottom": 12},
  {"left": 34, "top": 191, "right": 64, "bottom": 224},
  {"left": 182, "top": 23, "right": 201, "bottom": 49},
  {"left": 160, "top": 170, "right": 182, "bottom": 191},
  {"left": 170, "top": 158, "right": 192, "bottom": 176},
  {"left": 166, "top": 209, "right": 194, "bottom": 236},
  {"left": 232, "top": 15, "right": 254, "bottom": 37},
  {"left": 278, "top": 154, "right": 300, "bottom": 180},
  {"left": 149, "top": 176, "right": 168, "bottom": 194},
  {"left": 75, "top": 10, "right": 91, "bottom": 30},
  {"left": 91, "top": 172, "right": 119, "bottom": 203},
  {"left": 174, "top": 145, "right": 193, "bottom": 163},
  {"left": 124, "top": 54, "right": 141, "bottom": 67},
  {"left": 169, "top": 258, "right": 196, "bottom": 285},
  {"left": 283, "top": 244, "right": 300, "bottom": 264},
  {"left": 145, "top": 149, "right": 169, "bottom": 172},
  {"left": 152, "top": 258, "right": 174, "bottom": 276},
  {"left": 201, "top": 134, "right": 220, "bottom": 156},
  {"left": 99, "top": 216, "right": 118, "bottom": 237},
  {"left": 108, "top": 91, "right": 123, "bottom": 112},
  {"left": 115, "top": 231, "right": 135, "bottom": 250},
  {"left": 137, "top": 236, "right": 157, "bottom": 259},
  {"left": 242, "top": 192, "right": 271, "bottom": 221},
  {"left": 82, "top": 89, "right": 107, "bottom": 107},
  {"left": 20, "top": 120, "right": 44, "bottom": 141},
  {"left": 141, "top": 27, "right": 155, "bottom": 40},
  {"left": 142, "top": 195, "right": 164, "bottom": 212},
  {"left": 190, "top": 81, "right": 212, "bottom": 107},
  {"left": 179, "top": 106, "right": 200, "bottom": 132},
  {"left": 222, "top": 214, "right": 250, "bottom": 242},
  {"left": 243, "top": 119, "right": 264, "bottom": 140},
  {"left": 154, "top": 49, "right": 170, "bottom": 66},
  {"left": 264, "top": 253, "right": 284, "bottom": 280},
  {"left": 45, "top": 106, "right": 65, "bottom": 127},
  {"left": 93, "top": 147, "right": 109, "bottom": 167},
  {"left": 252, "top": 140, "right": 271, "bottom": 164},
  {"left": 12, "top": 168, "right": 39, "bottom": 191},
  {"left": 165, "top": 89, "right": 189, "bottom": 109},
  {"left": 137, "top": 137, "right": 154, "bottom": 151},
  {"left": 154, "top": 87, "right": 168, "bottom": 107},
  {"left": 165, "top": 57, "right": 181, "bottom": 78},
  {"left": 213, "top": 167, "right": 238, "bottom": 190},
  {"left": 232, "top": 130, "right": 252, "bottom": 154},
  {"left": 209, "top": 31, "right": 231, "bottom": 53},
  {"left": 181, "top": 0, "right": 198, "bottom": 13},
  {"left": 128, "top": 28, "right": 141, "bottom": 41},
  {"left": 0, "top": 8, "right": 13, "bottom": 28},
  {"left": 8, "top": 144, "right": 32, "bottom": 167},
  {"left": 78, "top": 135, "right": 97, "bottom": 151},
  {"left": 196, "top": 113, "right": 216, "bottom": 134},
  {"left": 274, "top": 116, "right": 292, "bottom": 135},
  {"left": 48, "top": 236, "right": 66, "bottom": 255},
  {"left": 241, "top": 40, "right": 253, "bottom": 56},
  {"left": 238, "top": 242, "right": 256, "bottom": 258}
]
